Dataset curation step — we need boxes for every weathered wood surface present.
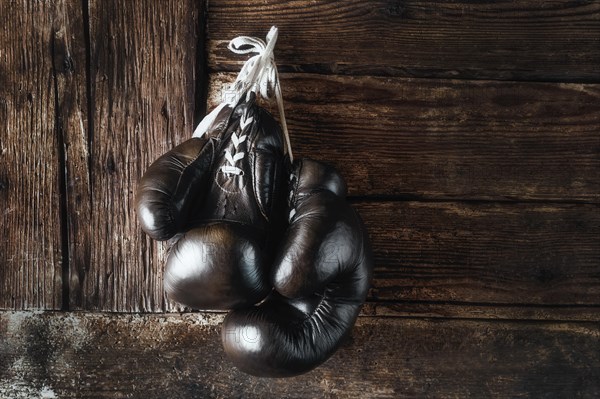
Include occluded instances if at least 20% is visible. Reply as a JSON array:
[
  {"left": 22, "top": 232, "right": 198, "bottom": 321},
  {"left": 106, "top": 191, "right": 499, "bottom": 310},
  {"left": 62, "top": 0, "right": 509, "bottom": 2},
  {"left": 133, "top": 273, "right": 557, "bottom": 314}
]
[
  {"left": 0, "top": 1, "right": 64, "bottom": 309},
  {"left": 1, "top": 1, "right": 597, "bottom": 318},
  {"left": 209, "top": 73, "right": 600, "bottom": 201},
  {"left": 67, "top": 0, "right": 201, "bottom": 311},
  {"left": 207, "top": 0, "right": 600, "bottom": 82},
  {"left": 52, "top": 0, "right": 92, "bottom": 315},
  {"left": 1, "top": 1, "right": 599, "bottom": 397},
  {"left": 360, "top": 202, "right": 600, "bottom": 308},
  {"left": 1, "top": 312, "right": 599, "bottom": 398},
  {"left": 363, "top": 302, "right": 600, "bottom": 322},
  {"left": 52, "top": 0, "right": 92, "bottom": 314},
  {"left": 66, "top": 199, "right": 600, "bottom": 317}
]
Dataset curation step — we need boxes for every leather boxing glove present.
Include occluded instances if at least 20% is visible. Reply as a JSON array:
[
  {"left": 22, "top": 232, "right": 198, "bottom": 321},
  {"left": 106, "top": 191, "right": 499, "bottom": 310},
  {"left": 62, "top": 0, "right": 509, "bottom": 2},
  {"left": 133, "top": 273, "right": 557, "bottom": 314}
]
[
  {"left": 135, "top": 94, "right": 286, "bottom": 309},
  {"left": 222, "top": 159, "right": 373, "bottom": 377}
]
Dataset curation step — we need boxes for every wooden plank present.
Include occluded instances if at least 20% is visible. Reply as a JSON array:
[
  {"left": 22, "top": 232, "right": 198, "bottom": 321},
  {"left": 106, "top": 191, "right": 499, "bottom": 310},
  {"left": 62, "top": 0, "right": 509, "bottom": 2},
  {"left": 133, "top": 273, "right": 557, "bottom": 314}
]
[
  {"left": 358, "top": 201, "right": 600, "bottom": 307},
  {"left": 0, "top": 1, "right": 64, "bottom": 309},
  {"left": 363, "top": 302, "right": 600, "bottom": 322},
  {"left": 52, "top": 0, "right": 90, "bottom": 312},
  {"left": 207, "top": 0, "right": 600, "bottom": 82},
  {"left": 210, "top": 73, "right": 600, "bottom": 201},
  {"left": 71, "top": 0, "right": 202, "bottom": 311},
  {"left": 74, "top": 196, "right": 598, "bottom": 320},
  {"left": 1, "top": 312, "right": 599, "bottom": 398}
]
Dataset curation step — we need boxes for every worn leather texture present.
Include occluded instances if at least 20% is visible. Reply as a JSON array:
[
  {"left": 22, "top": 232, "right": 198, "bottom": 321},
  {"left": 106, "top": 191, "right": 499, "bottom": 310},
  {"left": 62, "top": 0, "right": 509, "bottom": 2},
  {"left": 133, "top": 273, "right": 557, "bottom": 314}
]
[
  {"left": 135, "top": 95, "right": 286, "bottom": 309},
  {"left": 222, "top": 158, "right": 373, "bottom": 377}
]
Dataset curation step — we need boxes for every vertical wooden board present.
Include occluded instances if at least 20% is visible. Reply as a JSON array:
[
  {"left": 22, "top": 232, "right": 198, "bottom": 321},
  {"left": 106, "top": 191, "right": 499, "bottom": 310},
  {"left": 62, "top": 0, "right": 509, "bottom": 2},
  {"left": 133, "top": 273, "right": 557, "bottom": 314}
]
[
  {"left": 51, "top": 0, "right": 90, "bottom": 312},
  {"left": 76, "top": 0, "right": 201, "bottom": 311},
  {"left": 0, "top": 2, "right": 63, "bottom": 309}
]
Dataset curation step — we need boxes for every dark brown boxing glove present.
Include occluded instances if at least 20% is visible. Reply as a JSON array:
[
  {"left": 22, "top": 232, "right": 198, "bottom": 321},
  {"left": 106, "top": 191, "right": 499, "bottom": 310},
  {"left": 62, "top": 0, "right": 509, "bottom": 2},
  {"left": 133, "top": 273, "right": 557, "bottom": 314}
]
[
  {"left": 135, "top": 94, "right": 286, "bottom": 310},
  {"left": 222, "top": 159, "right": 373, "bottom": 377}
]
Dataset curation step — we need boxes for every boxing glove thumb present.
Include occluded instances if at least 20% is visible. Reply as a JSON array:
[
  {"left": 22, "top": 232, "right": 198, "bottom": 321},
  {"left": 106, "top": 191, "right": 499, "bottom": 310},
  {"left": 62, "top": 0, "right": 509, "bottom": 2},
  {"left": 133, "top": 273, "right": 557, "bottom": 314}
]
[{"left": 136, "top": 104, "right": 233, "bottom": 241}]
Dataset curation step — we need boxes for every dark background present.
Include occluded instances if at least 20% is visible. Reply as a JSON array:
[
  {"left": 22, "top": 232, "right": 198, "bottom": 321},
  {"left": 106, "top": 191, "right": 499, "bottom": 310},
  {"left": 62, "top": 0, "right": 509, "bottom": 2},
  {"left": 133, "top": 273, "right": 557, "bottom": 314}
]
[{"left": 1, "top": 1, "right": 599, "bottom": 397}]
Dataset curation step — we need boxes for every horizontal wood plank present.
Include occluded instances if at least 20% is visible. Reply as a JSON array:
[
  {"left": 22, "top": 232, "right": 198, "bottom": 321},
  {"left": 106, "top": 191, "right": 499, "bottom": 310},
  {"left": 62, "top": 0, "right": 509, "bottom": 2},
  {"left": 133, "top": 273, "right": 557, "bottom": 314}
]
[
  {"left": 358, "top": 201, "right": 600, "bottom": 307},
  {"left": 70, "top": 0, "right": 201, "bottom": 311},
  {"left": 0, "top": 1, "right": 64, "bottom": 309},
  {"left": 130, "top": 201, "right": 599, "bottom": 320},
  {"left": 207, "top": 0, "right": 600, "bottom": 82},
  {"left": 363, "top": 302, "right": 600, "bottom": 322},
  {"left": 209, "top": 73, "right": 600, "bottom": 201},
  {"left": 1, "top": 312, "right": 598, "bottom": 398}
]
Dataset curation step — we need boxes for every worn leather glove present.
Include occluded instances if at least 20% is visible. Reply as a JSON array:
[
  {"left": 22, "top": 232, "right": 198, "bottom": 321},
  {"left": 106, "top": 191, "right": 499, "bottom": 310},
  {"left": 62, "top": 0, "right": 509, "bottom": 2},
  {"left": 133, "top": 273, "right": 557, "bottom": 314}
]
[
  {"left": 222, "top": 158, "right": 373, "bottom": 377},
  {"left": 135, "top": 94, "right": 286, "bottom": 309}
]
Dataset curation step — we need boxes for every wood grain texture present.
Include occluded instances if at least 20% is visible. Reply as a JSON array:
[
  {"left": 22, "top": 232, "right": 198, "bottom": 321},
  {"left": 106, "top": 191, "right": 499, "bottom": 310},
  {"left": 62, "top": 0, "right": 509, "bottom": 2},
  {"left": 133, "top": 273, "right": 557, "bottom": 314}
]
[
  {"left": 52, "top": 0, "right": 90, "bottom": 313},
  {"left": 102, "top": 199, "right": 598, "bottom": 318},
  {"left": 363, "top": 302, "right": 600, "bottom": 322},
  {"left": 207, "top": 0, "right": 600, "bottom": 82},
  {"left": 0, "top": 1, "right": 64, "bottom": 309},
  {"left": 0, "top": 2, "right": 598, "bottom": 397},
  {"left": 68, "top": 0, "right": 201, "bottom": 311},
  {"left": 359, "top": 201, "right": 600, "bottom": 307},
  {"left": 209, "top": 73, "right": 600, "bottom": 201},
  {"left": 1, "top": 312, "right": 599, "bottom": 398}
]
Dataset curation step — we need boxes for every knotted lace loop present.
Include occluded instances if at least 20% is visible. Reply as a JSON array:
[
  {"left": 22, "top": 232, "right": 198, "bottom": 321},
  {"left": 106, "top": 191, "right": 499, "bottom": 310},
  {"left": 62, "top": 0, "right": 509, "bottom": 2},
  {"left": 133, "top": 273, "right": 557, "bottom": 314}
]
[
  {"left": 228, "top": 27, "right": 279, "bottom": 101},
  {"left": 192, "top": 26, "right": 294, "bottom": 162},
  {"left": 227, "top": 26, "right": 293, "bottom": 161}
]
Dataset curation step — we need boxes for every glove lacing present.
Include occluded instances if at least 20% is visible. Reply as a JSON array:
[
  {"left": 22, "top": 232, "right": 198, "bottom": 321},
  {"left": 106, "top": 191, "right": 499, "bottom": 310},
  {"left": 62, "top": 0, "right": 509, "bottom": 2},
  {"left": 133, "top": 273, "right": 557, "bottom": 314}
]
[
  {"left": 221, "top": 117, "right": 250, "bottom": 176},
  {"left": 192, "top": 26, "right": 294, "bottom": 172}
]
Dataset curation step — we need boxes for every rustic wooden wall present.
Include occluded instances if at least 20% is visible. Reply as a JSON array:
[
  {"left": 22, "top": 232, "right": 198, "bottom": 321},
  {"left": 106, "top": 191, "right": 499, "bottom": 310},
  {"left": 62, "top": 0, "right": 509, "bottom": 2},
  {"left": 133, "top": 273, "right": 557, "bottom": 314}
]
[{"left": 1, "top": 0, "right": 599, "bottom": 397}]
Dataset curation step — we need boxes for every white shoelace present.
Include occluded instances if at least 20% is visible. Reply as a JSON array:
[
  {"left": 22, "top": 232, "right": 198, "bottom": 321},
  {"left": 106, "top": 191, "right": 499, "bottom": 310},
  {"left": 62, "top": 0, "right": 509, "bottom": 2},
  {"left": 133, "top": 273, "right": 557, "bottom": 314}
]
[
  {"left": 192, "top": 26, "right": 294, "bottom": 165},
  {"left": 220, "top": 124, "right": 250, "bottom": 176}
]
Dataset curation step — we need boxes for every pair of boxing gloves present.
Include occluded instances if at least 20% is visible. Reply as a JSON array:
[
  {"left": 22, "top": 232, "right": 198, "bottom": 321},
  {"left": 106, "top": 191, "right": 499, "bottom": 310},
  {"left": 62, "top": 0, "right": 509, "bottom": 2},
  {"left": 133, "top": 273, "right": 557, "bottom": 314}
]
[{"left": 135, "top": 94, "right": 372, "bottom": 377}]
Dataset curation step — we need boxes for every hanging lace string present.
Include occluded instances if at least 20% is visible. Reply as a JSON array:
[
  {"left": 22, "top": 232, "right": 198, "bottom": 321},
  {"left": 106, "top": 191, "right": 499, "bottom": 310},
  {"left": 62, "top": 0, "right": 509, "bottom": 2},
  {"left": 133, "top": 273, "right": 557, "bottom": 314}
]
[
  {"left": 228, "top": 26, "right": 293, "bottom": 161},
  {"left": 192, "top": 26, "right": 293, "bottom": 162}
]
